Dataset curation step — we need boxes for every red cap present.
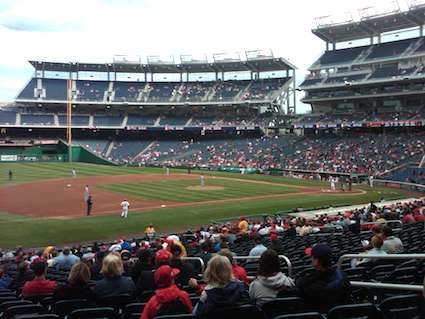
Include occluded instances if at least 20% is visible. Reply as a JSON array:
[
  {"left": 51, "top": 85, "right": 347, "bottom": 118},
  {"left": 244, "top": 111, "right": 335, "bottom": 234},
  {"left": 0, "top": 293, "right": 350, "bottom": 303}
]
[
  {"left": 154, "top": 265, "right": 180, "bottom": 288},
  {"left": 155, "top": 249, "right": 172, "bottom": 265}
]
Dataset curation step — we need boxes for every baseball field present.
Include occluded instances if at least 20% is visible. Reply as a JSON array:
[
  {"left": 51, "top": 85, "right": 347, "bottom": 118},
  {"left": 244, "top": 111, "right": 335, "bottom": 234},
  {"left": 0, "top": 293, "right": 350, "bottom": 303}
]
[{"left": 0, "top": 162, "right": 414, "bottom": 249}]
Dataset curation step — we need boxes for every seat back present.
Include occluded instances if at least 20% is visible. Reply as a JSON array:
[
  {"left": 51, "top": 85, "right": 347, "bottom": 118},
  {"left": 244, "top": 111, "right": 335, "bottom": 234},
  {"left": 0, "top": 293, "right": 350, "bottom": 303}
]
[
  {"left": 154, "top": 315, "right": 196, "bottom": 319},
  {"left": 206, "top": 304, "right": 263, "bottom": 319},
  {"left": 0, "top": 300, "right": 33, "bottom": 313},
  {"left": 97, "top": 294, "right": 135, "bottom": 313},
  {"left": 122, "top": 303, "right": 145, "bottom": 319},
  {"left": 68, "top": 307, "right": 118, "bottom": 319},
  {"left": 3, "top": 304, "right": 45, "bottom": 319},
  {"left": 52, "top": 299, "right": 91, "bottom": 318},
  {"left": 379, "top": 294, "right": 423, "bottom": 319},
  {"left": 327, "top": 303, "right": 381, "bottom": 319},
  {"left": 261, "top": 297, "right": 303, "bottom": 318},
  {"left": 274, "top": 313, "right": 325, "bottom": 319}
]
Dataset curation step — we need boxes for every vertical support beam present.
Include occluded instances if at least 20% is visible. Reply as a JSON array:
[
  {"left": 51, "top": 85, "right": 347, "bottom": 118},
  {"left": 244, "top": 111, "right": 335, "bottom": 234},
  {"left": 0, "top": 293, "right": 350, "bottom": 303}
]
[
  {"left": 66, "top": 79, "right": 73, "bottom": 163},
  {"left": 377, "top": 34, "right": 382, "bottom": 44},
  {"left": 332, "top": 42, "right": 336, "bottom": 50},
  {"left": 370, "top": 36, "right": 374, "bottom": 45},
  {"left": 420, "top": 25, "right": 424, "bottom": 37},
  {"left": 292, "top": 70, "right": 297, "bottom": 114},
  {"left": 326, "top": 42, "right": 330, "bottom": 51}
]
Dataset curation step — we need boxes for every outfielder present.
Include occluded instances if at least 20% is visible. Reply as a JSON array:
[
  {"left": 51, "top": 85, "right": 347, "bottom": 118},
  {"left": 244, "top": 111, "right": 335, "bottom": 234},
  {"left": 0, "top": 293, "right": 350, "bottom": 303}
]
[
  {"left": 71, "top": 168, "right": 77, "bottom": 178},
  {"left": 200, "top": 175, "right": 205, "bottom": 187},
  {"left": 120, "top": 199, "right": 130, "bottom": 218},
  {"left": 83, "top": 185, "right": 90, "bottom": 202},
  {"left": 330, "top": 177, "right": 336, "bottom": 191}
]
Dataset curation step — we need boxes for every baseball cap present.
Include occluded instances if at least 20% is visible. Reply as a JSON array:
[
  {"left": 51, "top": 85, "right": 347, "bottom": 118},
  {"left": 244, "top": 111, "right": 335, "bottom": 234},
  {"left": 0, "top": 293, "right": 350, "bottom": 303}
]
[
  {"left": 311, "top": 244, "right": 333, "bottom": 267},
  {"left": 154, "top": 265, "right": 180, "bottom": 288},
  {"left": 155, "top": 249, "right": 172, "bottom": 265}
]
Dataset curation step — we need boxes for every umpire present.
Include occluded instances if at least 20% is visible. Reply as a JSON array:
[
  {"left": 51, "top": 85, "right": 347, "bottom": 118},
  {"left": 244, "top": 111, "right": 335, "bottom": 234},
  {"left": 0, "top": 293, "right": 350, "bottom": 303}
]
[{"left": 86, "top": 195, "right": 93, "bottom": 216}]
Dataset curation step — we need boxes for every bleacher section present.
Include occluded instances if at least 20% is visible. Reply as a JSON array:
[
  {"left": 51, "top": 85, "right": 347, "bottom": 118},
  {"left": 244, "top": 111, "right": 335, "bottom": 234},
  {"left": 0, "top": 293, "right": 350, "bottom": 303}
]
[
  {"left": 57, "top": 114, "right": 90, "bottom": 126},
  {"left": 76, "top": 80, "right": 108, "bottom": 101},
  {"left": 126, "top": 115, "right": 157, "bottom": 126},
  {"left": 108, "top": 141, "right": 151, "bottom": 162},
  {"left": 0, "top": 110, "right": 16, "bottom": 125},
  {"left": 366, "top": 37, "right": 416, "bottom": 60},
  {"left": 93, "top": 115, "right": 123, "bottom": 126},
  {"left": 43, "top": 79, "right": 67, "bottom": 100},
  {"left": 144, "top": 82, "right": 178, "bottom": 102},
  {"left": 20, "top": 114, "right": 54, "bottom": 125},
  {"left": 318, "top": 46, "right": 365, "bottom": 65},
  {"left": 74, "top": 139, "right": 108, "bottom": 155},
  {"left": 113, "top": 81, "right": 144, "bottom": 102},
  {"left": 16, "top": 78, "right": 37, "bottom": 99}
]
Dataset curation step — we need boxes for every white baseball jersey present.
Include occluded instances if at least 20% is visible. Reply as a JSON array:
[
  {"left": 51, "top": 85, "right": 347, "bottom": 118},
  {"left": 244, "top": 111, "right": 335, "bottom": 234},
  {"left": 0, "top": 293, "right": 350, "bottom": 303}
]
[{"left": 121, "top": 201, "right": 130, "bottom": 211}]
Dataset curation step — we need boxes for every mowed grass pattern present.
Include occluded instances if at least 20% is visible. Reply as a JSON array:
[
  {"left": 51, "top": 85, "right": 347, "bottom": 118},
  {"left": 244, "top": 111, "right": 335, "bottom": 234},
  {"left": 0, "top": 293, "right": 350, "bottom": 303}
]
[{"left": 99, "top": 178, "right": 297, "bottom": 202}]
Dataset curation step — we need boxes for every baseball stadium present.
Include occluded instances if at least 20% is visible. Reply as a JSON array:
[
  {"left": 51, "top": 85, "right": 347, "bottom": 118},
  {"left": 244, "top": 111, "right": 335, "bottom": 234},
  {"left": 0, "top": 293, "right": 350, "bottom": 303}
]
[{"left": 0, "top": 1, "right": 425, "bottom": 318}]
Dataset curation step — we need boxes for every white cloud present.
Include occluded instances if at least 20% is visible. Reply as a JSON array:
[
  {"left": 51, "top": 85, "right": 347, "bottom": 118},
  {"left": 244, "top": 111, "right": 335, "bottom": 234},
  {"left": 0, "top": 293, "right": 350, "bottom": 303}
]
[{"left": 0, "top": 0, "right": 415, "bottom": 112}]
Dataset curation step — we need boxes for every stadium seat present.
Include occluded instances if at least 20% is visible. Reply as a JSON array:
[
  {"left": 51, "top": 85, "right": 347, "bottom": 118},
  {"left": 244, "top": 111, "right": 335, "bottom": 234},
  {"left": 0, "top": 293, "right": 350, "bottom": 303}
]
[
  {"left": 261, "top": 297, "right": 303, "bottom": 318},
  {"left": 273, "top": 313, "right": 325, "bottom": 319},
  {"left": 379, "top": 294, "right": 424, "bottom": 319},
  {"left": 154, "top": 315, "right": 196, "bottom": 319},
  {"left": 97, "top": 294, "right": 136, "bottom": 313},
  {"left": 327, "top": 303, "right": 381, "bottom": 319},
  {"left": 52, "top": 299, "right": 93, "bottom": 318},
  {"left": 68, "top": 307, "right": 118, "bottom": 319},
  {"left": 3, "top": 304, "right": 46, "bottom": 319},
  {"left": 204, "top": 304, "right": 264, "bottom": 319},
  {"left": 0, "top": 299, "right": 33, "bottom": 313},
  {"left": 122, "top": 303, "right": 146, "bottom": 319},
  {"left": 17, "top": 315, "right": 60, "bottom": 319},
  {"left": 24, "top": 293, "right": 54, "bottom": 304}
]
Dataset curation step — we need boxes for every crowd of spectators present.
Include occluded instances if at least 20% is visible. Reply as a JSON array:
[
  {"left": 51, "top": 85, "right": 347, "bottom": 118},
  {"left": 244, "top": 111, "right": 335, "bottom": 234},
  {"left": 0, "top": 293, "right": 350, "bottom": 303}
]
[{"left": 0, "top": 198, "right": 424, "bottom": 317}]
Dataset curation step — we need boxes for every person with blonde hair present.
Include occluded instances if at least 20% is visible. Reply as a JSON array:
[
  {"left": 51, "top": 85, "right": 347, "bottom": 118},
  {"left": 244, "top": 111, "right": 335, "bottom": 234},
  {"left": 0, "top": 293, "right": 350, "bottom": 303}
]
[
  {"left": 94, "top": 252, "right": 135, "bottom": 298},
  {"left": 53, "top": 262, "right": 96, "bottom": 302},
  {"left": 192, "top": 255, "right": 248, "bottom": 317}
]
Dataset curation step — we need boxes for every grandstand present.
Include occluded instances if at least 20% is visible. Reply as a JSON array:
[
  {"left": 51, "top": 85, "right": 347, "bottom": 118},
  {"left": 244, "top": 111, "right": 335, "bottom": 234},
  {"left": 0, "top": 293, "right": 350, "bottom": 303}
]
[{"left": 299, "top": 3, "right": 425, "bottom": 130}]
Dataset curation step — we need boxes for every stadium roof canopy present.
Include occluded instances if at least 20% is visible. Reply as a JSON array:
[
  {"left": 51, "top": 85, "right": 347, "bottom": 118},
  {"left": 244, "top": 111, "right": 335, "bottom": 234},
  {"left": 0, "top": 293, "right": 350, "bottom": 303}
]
[
  {"left": 29, "top": 57, "right": 296, "bottom": 74},
  {"left": 312, "top": 4, "right": 425, "bottom": 43}
]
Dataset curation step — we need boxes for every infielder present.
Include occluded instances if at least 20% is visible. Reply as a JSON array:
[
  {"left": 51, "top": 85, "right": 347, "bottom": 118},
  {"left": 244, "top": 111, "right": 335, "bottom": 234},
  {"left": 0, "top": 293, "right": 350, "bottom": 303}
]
[
  {"left": 369, "top": 175, "right": 374, "bottom": 188},
  {"left": 330, "top": 177, "right": 336, "bottom": 191},
  {"left": 120, "top": 199, "right": 130, "bottom": 218},
  {"left": 200, "top": 175, "right": 205, "bottom": 187},
  {"left": 165, "top": 167, "right": 170, "bottom": 176},
  {"left": 71, "top": 168, "right": 77, "bottom": 178}
]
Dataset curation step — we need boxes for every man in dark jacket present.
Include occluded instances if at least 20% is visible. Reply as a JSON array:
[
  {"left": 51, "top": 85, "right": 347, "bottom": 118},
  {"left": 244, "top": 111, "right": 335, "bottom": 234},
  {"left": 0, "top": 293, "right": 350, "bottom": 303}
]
[
  {"left": 296, "top": 244, "right": 351, "bottom": 313},
  {"left": 169, "top": 245, "right": 197, "bottom": 287},
  {"left": 8, "top": 262, "right": 34, "bottom": 291}
]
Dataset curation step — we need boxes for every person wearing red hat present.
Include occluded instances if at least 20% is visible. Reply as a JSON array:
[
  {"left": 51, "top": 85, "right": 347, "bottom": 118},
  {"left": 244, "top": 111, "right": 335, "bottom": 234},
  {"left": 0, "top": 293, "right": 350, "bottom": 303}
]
[{"left": 140, "top": 265, "right": 192, "bottom": 319}]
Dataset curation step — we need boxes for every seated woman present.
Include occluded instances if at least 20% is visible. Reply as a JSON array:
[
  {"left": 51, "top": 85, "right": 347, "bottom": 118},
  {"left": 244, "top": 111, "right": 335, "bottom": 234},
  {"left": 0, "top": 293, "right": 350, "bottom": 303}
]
[
  {"left": 53, "top": 262, "right": 96, "bottom": 302},
  {"left": 94, "top": 252, "right": 135, "bottom": 298},
  {"left": 193, "top": 255, "right": 248, "bottom": 318},
  {"left": 249, "top": 249, "right": 295, "bottom": 307}
]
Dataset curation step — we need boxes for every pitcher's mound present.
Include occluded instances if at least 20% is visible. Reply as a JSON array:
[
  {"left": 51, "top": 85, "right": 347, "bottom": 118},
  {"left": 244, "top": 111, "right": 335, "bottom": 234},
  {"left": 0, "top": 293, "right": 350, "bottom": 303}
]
[{"left": 186, "top": 186, "right": 224, "bottom": 191}]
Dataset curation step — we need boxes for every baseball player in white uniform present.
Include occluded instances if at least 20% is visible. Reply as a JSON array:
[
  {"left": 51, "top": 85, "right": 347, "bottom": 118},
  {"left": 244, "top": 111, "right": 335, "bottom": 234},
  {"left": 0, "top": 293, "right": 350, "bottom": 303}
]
[
  {"left": 165, "top": 167, "right": 170, "bottom": 176},
  {"left": 71, "top": 168, "right": 77, "bottom": 178},
  {"left": 330, "top": 177, "right": 336, "bottom": 191},
  {"left": 120, "top": 199, "right": 130, "bottom": 218},
  {"left": 200, "top": 175, "right": 205, "bottom": 187},
  {"left": 83, "top": 185, "right": 90, "bottom": 202}
]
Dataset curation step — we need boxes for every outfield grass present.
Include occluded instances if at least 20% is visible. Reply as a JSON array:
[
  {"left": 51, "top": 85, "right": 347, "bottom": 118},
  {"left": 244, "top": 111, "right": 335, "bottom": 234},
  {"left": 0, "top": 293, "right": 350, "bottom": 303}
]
[
  {"left": 99, "top": 178, "right": 297, "bottom": 202},
  {"left": 0, "top": 162, "right": 415, "bottom": 248}
]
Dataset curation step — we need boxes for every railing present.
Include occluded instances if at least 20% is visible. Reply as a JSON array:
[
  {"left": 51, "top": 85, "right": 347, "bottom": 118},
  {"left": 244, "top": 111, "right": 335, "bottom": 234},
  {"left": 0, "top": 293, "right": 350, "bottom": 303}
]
[
  {"left": 374, "top": 179, "right": 425, "bottom": 192},
  {"left": 233, "top": 255, "right": 293, "bottom": 277},
  {"left": 338, "top": 253, "right": 425, "bottom": 268},
  {"left": 360, "top": 220, "right": 403, "bottom": 230},
  {"left": 182, "top": 257, "right": 205, "bottom": 274},
  {"left": 350, "top": 281, "right": 423, "bottom": 292}
]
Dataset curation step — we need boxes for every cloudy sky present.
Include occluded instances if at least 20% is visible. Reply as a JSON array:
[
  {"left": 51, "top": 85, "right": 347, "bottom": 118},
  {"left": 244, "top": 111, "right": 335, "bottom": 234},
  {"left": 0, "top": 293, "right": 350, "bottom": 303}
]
[{"left": 0, "top": 0, "right": 417, "bottom": 112}]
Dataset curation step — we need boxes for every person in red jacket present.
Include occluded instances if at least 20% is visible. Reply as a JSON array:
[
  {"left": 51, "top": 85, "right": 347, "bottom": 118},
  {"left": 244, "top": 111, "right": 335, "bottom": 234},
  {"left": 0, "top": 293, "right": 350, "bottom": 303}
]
[
  {"left": 22, "top": 260, "right": 57, "bottom": 298},
  {"left": 140, "top": 265, "right": 192, "bottom": 319},
  {"left": 219, "top": 249, "right": 248, "bottom": 284}
]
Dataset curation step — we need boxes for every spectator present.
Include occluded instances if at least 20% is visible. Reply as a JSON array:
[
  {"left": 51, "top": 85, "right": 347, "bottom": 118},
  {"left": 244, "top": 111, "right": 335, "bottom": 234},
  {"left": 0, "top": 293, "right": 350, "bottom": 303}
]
[
  {"left": 218, "top": 249, "right": 248, "bottom": 284},
  {"left": 131, "top": 248, "right": 154, "bottom": 284},
  {"left": 8, "top": 261, "right": 34, "bottom": 292},
  {"left": 94, "top": 252, "right": 135, "bottom": 298},
  {"left": 0, "top": 267, "right": 8, "bottom": 288},
  {"left": 382, "top": 226, "right": 404, "bottom": 254},
  {"left": 51, "top": 247, "right": 80, "bottom": 271},
  {"left": 22, "top": 260, "right": 57, "bottom": 298},
  {"left": 197, "top": 241, "right": 213, "bottom": 267},
  {"left": 140, "top": 265, "right": 192, "bottom": 319},
  {"left": 145, "top": 224, "right": 156, "bottom": 240},
  {"left": 53, "top": 262, "right": 96, "bottom": 302},
  {"left": 192, "top": 255, "right": 248, "bottom": 317},
  {"left": 296, "top": 244, "right": 351, "bottom": 313},
  {"left": 352, "top": 236, "right": 387, "bottom": 268},
  {"left": 169, "top": 244, "right": 196, "bottom": 287},
  {"left": 249, "top": 249, "right": 295, "bottom": 307},
  {"left": 238, "top": 217, "right": 249, "bottom": 234},
  {"left": 249, "top": 236, "right": 267, "bottom": 257}
]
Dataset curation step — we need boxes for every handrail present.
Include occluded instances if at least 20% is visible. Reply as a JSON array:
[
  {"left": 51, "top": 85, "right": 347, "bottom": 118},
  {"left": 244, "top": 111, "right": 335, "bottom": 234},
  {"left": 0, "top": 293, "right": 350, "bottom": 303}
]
[
  {"left": 338, "top": 253, "right": 425, "bottom": 268},
  {"left": 182, "top": 256, "right": 205, "bottom": 274},
  {"left": 374, "top": 179, "right": 425, "bottom": 191},
  {"left": 350, "top": 281, "right": 423, "bottom": 292},
  {"left": 233, "top": 255, "right": 293, "bottom": 277},
  {"left": 360, "top": 220, "right": 403, "bottom": 229}
]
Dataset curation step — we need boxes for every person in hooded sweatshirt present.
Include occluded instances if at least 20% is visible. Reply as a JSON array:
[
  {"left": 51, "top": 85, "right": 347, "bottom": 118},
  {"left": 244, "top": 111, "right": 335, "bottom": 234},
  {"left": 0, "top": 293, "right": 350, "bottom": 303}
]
[
  {"left": 193, "top": 255, "right": 248, "bottom": 318},
  {"left": 249, "top": 249, "right": 295, "bottom": 307},
  {"left": 140, "top": 265, "right": 192, "bottom": 319}
]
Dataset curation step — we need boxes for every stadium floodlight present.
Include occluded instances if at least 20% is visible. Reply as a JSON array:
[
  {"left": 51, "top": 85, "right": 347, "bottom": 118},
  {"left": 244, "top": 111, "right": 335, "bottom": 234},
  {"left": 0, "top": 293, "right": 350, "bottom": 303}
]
[
  {"left": 180, "top": 54, "right": 208, "bottom": 64},
  {"left": 113, "top": 55, "right": 141, "bottom": 64},
  {"left": 147, "top": 55, "right": 175, "bottom": 65},
  {"left": 407, "top": 0, "right": 425, "bottom": 9},
  {"left": 358, "top": 1, "right": 401, "bottom": 20},
  {"left": 245, "top": 49, "right": 274, "bottom": 61},
  {"left": 212, "top": 52, "right": 241, "bottom": 62},
  {"left": 315, "top": 12, "right": 354, "bottom": 28}
]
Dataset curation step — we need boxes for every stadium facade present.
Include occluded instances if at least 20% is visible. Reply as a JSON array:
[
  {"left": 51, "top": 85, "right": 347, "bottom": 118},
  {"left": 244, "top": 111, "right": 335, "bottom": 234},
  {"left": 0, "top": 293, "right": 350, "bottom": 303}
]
[{"left": 298, "top": 3, "right": 425, "bottom": 131}]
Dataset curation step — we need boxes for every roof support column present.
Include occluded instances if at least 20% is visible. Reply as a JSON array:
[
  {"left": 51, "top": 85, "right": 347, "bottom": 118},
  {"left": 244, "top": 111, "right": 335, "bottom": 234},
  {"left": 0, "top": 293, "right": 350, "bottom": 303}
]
[
  {"left": 420, "top": 25, "right": 424, "bottom": 37},
  {"left": 377, "top": 34, "right": 382, "bottom": 44},
  {"left": 332, "top": 42, "right": 336, "bottom": 50},
  {"left": 370, "top": 36, "right": 374, "bottom": 45},
  {"left": 144, "top": 72, "right": 147, "bottom": 82},
  {"left": 326, "top": 42, "right": 330, "bottom": 51}
]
